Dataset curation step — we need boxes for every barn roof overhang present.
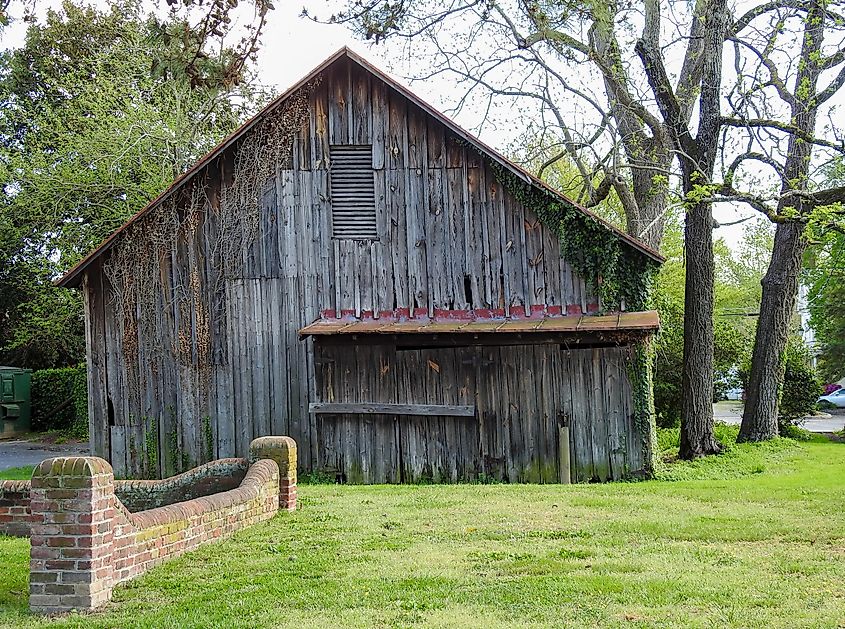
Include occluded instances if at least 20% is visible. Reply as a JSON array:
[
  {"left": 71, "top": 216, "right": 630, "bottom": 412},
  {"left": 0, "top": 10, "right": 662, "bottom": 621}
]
[
  {"left": 299, "top": 310, "right": 659, "bottom": 348},
  {"left": 57, "top": 47, "right": 664, "bottom": 289}
]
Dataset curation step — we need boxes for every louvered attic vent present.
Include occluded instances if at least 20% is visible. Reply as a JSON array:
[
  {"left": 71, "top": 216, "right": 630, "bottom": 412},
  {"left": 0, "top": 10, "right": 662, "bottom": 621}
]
[{"left": 330, "top": 145, "right": 377, "bottom": 239}]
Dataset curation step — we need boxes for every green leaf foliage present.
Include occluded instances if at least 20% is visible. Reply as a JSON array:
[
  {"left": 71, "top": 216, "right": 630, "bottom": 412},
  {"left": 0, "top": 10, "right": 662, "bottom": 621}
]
[
  {"left": 807, "top": 231, "right": 845, "bottom": 383},
  {"left": 490, "top": 163, "right": 660, "bottom": 312},
  {"left": 30, "top": 365, "right": 87, "bottom": 437},
  {"left": 778, "top": 339, "right": 822, "bottom": 428},
  {"left": 0, "top": 0, "right": 264, "bottom": 369}
]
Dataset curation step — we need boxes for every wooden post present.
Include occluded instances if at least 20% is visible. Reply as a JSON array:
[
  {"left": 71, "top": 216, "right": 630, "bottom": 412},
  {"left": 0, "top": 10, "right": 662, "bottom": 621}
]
[{"left": 558, "top": 425, "right": 571, "bottom": 484}]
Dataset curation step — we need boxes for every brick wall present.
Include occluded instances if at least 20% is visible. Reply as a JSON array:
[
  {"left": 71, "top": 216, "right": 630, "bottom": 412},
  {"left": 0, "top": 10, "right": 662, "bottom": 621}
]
[
  {"left": 114, "top": 458, "right": 248, "bottom": 512},
  {"left": 1, "top": 458, "right": 251, "bottom": 537},
  {"left": 28, "top": 457, "right": 116, "bottom": 613},
  {"left": 25, "top": 435, "right": 297, "bottom": 614},
  {"left": 0, "top": 480, "right": 31, "bottom": 537},
  {"left": 109, "top": 458, "right": 279, "bottom": 586}
]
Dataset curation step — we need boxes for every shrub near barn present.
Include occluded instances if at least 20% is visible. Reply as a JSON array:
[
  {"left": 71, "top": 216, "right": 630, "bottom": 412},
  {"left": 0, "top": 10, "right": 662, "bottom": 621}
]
[
  {"left": 29, "top": 365, "right": 87, "bottom": 437},
  {"left": 778, "top": 340, "right": 822, "bottom": 433}
]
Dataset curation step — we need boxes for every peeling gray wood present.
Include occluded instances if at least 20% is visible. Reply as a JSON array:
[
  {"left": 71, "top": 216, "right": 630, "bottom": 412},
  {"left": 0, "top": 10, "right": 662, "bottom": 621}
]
[{"left": 310, "top": 402, "right": 476, "bottom": 416}]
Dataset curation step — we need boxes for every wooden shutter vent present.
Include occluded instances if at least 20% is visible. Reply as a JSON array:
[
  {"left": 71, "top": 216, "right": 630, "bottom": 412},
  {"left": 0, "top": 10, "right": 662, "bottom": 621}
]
[{"left": 329, "top": 145, "right": 377, "bottom": 239}]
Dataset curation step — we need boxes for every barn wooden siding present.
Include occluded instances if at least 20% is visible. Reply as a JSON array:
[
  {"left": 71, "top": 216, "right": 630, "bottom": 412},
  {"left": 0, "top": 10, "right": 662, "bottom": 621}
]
[
  {"left": 315, "top": 343, "right": 642, "bottom": 483},
  {"left": 80, "top": 55, "right": 647, "bottom": 481}
]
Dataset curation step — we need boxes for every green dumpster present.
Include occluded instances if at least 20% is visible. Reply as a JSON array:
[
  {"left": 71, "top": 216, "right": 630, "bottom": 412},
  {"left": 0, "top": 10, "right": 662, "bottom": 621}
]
[{"left": 0, "top": 367, "right": 32, "bottom": 438}]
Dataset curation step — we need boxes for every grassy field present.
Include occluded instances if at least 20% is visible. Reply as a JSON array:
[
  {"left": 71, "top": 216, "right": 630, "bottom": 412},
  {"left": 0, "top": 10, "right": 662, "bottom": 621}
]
[
  {"left": 0, "top": 466, "right": 36, "bottom": 480},
  {"left": 1, "top": 428, "right": 843, "bottom": 628}
]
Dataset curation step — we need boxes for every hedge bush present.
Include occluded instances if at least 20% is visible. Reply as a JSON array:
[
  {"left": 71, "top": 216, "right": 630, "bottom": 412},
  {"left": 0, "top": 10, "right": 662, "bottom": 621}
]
[
  {"left": 779, "top": 339, "right": 822, "bottom": 433},
  {"left": 30, "top": 365, "right": 87, "bottom": 438}
]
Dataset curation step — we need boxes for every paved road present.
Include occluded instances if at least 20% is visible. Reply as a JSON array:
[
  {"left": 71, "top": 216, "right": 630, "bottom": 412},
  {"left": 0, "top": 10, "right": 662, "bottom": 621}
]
[
  {"left": 714, "top": 402, "right": 845, "bottom": 433},
  {"left": 0, "top": 440, "right": 89, "bottom": 472}
]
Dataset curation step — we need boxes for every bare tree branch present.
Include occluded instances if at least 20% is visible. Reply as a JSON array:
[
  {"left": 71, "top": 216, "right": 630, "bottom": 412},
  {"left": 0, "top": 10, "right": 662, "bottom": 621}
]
[
  {"left": 634, "top": 39, "right": 698, "bottom": 161},
  {"left": 721, "top": 117, "right": 845, "bottom": 153}
]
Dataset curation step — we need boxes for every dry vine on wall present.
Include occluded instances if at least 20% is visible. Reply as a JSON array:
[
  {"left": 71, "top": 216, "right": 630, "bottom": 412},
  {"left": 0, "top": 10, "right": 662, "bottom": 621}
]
[{"left": 100, "top": 77, "right": 322, "bottom": 473}]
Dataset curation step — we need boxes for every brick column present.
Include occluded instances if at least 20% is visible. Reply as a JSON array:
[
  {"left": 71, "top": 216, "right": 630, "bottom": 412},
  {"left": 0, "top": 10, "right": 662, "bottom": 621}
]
[
  {"left": 29, "top": 457, "right": 115, "bottom": 614},
  {"left": 249, "top": 436, "right": 297, "bottom": 511}
]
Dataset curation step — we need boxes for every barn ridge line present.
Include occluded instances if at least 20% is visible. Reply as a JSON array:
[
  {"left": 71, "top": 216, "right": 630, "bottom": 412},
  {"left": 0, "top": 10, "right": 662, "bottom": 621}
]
[{"left": 57, "top": 46, "right": 663, "bottom": 289}]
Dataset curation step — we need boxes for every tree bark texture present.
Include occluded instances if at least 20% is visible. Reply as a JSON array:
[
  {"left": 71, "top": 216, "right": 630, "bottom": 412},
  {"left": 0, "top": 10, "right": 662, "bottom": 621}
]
[
  {"left": 626, "top": 146, "right": 670, "bottom": 251},
  {"left": 739, "top": 0, "right": 824, "bottom": 442},
  {"left": 588, "top": 15, "right": 671, "bottom": 251},
  {"left": 739, "top": 222, "right": 807, "bottom": 440},
  {"left": 677, "top": 0, "right": 728, "bottom": 459},
  {"left": 679, "top": 201, "right": 720, "bottom": 458}
]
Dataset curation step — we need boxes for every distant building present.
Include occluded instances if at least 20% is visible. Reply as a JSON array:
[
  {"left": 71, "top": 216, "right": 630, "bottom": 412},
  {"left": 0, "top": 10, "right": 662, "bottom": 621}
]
[{"left": 796, "top": 283, "right": 818, "bottom": 368}]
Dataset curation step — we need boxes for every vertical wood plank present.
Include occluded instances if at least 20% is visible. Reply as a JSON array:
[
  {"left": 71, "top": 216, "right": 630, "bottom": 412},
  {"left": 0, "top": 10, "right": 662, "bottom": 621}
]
[
  {"left": 406, "top": 111, "right": 428, "bottom": 314},
  {"left": 446, "top": 157, "right": 467, "bottom": 308},
  {"left": 252, "top": 280, "right": 270, "bottom": 439},
  {"left": 569, "top": 349, "right": 592, "bottom": 482},
  {"left": 373, "top": 169, "right": 393, "bottom": 313},
  {"left": 371, "top": 79, "right": 387, "bottom": 170},
  {"left": 312, "top": 168, "right": 334, "bottom": 315},
  {"left": 524, "top": 208, "right": 545, "bottom": 310},
  {"left": 486, "top": 175, "right": 504, "bottom": 311},
  {"left": 542, "top": 212, "right": 561, "bottom": 307},
  {"left": 83, "top": 267, "right": 108, "bottom": 460},
  {"left": 388, "top": 166, "right": 409, "bottom": 310},
  {"left": 313, "top": 84, "right": 330, "bottom": 169},
  {"left": 463, "top": 157, "right": 483, "bottom": 308},
  {"left": 503, "top": 192, "right": 526, "bottom": 315},
  {"left": 589, "top": 348, "right": 610, "bottom": 481},
  {"left": 328, "top": 65, "right": 349, "bottom": 145},
  {"left": 426, "top": 165, "right": 448, "bottom": 312},
  {"left": 351, "top": 68, "right": 372, "bottom": 144},
  {"left": 387, "top": 92, "right": 407, "bottom": 169}
]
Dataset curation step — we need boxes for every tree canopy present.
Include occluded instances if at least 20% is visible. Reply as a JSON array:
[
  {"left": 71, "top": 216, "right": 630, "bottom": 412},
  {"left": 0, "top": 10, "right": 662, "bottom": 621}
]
[{"left": 0, "top": 0, "right": 264, "bottom": 368}]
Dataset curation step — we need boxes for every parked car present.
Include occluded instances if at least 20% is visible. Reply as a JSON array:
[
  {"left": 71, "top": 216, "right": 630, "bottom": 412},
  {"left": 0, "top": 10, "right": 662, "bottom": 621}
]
[
  {"left": 817, "top": 388, "right": 845, "bottom": 409},
  {"left": 724, "top": 388, "right": 744, "bottom": 401}
]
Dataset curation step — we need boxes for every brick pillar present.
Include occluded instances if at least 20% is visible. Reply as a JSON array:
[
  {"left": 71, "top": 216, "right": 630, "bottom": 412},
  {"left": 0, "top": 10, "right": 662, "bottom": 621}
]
[
  {"left": 29, "top": 457, "right": 115, "bottom": 614},
  {"left": 249, "top": 436, "right": 297, "bottom": 511}
]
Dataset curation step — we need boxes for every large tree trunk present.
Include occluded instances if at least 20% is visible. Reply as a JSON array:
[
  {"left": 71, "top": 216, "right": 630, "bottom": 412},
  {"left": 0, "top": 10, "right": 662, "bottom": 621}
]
[
  {"left": 739, "top": 223, "right": 807, "bottom": 440},
  {"left": 588, "top": 13, "right": 671, "bottom": 252},
  {"left": 738, "top": 0, "right": 824, "bottom": 442},
  {"left": 679, "top": 201, "right": 720, "bottom": 458},
  {"left": 677, "top": 0, "right": 728, "bottom": 459}
]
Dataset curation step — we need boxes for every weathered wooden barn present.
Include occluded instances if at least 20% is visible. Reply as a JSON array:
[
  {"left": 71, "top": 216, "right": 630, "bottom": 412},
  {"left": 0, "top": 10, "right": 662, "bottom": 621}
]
[{"left": 59, "top": 48, "right": 663, "bottom": 483}]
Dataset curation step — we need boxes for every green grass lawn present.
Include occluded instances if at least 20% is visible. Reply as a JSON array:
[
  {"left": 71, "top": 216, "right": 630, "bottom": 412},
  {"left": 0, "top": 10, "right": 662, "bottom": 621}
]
[
  {"left": 1, "top": 430, "right": 844, "bottom": 628},
  {"left": 0, "top": 466, "right": 34, "bottom": 480}
]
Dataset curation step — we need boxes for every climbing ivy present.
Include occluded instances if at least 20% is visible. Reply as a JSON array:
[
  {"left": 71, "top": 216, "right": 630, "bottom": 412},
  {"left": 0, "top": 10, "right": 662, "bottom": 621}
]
[
  {"left": 144, "top": 416, "right": 159, "bottom": 479},
  {"left": 202, "top": 415, "right": 214, "bottom": 462},
  {"left": 490, "top": 165, "right": 660, "bottom": 312},
  {"left": 626, "top": 340, "right": 659, "bottom": 475}
]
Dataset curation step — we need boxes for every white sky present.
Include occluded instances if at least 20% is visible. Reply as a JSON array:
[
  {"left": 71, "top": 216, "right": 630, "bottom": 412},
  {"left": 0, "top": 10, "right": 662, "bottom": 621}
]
[{"left": 2, "top": 0, "right": 761, "bottom": 250}]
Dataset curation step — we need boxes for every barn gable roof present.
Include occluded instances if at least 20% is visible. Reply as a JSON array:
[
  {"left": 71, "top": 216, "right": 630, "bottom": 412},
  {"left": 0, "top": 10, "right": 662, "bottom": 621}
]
[{"left": 57, "top": 47, "right": 663, "bottom": 288}]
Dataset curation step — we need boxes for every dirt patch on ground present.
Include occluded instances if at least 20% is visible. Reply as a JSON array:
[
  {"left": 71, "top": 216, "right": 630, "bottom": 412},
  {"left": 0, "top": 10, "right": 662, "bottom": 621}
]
[{"left": 0, "top": 431, "right": 86, "bottom": 446}]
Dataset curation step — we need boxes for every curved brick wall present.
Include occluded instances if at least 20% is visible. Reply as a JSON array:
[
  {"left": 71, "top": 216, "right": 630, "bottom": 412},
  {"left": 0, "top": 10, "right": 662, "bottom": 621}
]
[
  {"left": 108, "top": 459, "right": 280, "bottom": 588},
  {"left": 25, "top": 435, "right": 298, "bottom": 614},
  {"left": 1, "top": 459, "right": 252, "bottom": 537}
]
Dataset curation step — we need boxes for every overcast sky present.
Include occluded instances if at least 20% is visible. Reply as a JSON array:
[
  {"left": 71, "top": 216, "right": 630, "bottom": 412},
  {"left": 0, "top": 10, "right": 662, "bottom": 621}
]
[{"left": 2, "top": 0, "right": 763, "bottom": 250}]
